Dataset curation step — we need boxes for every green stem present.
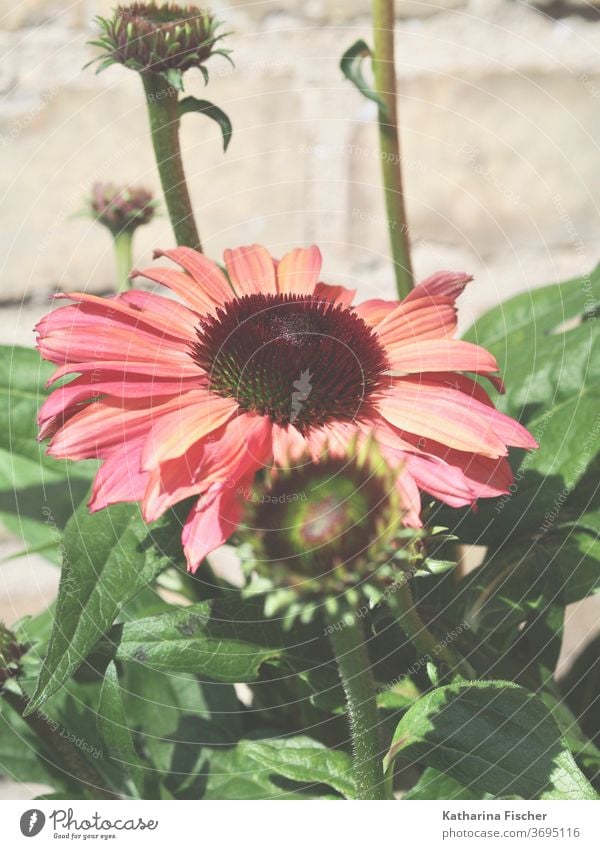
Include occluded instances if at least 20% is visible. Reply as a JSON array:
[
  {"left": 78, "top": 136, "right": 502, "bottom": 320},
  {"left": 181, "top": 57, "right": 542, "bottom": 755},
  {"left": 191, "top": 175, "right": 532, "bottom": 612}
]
[
  {"left": 113, "top": 230, "right": 133, "bottom": 293},
  {"left": 141, "top": 72, "right": 201, "bottom": 250},
  {"left": 1, "top": 688, "right": 117, "bottom": 799},
  {"left": 328, "top": 614, "right": 385, "bottom": 799},
  {"left": 372, "top": 0, "right": 413, "bottom": 298},
  {"left": 390, "top": 577, "right": 474, "bottom": 679}
]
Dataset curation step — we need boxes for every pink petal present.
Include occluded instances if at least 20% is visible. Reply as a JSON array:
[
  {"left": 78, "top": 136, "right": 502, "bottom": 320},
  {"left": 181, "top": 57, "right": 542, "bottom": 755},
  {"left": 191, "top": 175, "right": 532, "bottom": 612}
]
[
  {"left": 375, "top": 295, "right": 459, "bottom": 348},
  {"left": 405, "top": 270, "right": 472, "bottom": 303},
  {"left": 374, "top": 383, "right": 509, "bottom": 458},
  {"left": 386, "top": 339, "right": 500, "bottom": 375},
  {"left": 89, "top": 436, "right": 149, "bottom": 512},
  {"left": 182, "top": 482, "right": 246, "bottom": 572},
  {"left": 223, "top": 244, "right": 277, "bottom": 296},
  {"left": 353, "top": 299, "right": 398, "bottom": 326},
  {"left": 314, "top": 282, "right": 356, "bottom": 307},
  {"left": 141, "top": 390, "right": 238, "bottom": 468},
  {"left": 47, "top": 394, "right": 197, "bottom": 461},
  {"left": 38, "top": 372, "right": 200, "bottom": 440},
  {"left": 130, "top": 266, "right": 216, "bottom": 316},
  {"left": 276, "top": 246, "right": 322, "bottom": 295},
  {"left": 142, "top": 413, "right": 273, "bottom": 522},
  {"left": 271, "top": 423, "right": 308, "bottom": 465},
  {"left": 119, "top": 289, "right": 199, "bottom": 337},
  {"left": 152, "top": 248, "right": 233, "bottom": 309}
]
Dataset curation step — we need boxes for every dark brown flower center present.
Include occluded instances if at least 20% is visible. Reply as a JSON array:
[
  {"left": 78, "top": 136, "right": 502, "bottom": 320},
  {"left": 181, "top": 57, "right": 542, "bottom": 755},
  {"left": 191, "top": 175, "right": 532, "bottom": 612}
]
[{"left": 192, "top": 293, "right": 389, "bottom": 431}]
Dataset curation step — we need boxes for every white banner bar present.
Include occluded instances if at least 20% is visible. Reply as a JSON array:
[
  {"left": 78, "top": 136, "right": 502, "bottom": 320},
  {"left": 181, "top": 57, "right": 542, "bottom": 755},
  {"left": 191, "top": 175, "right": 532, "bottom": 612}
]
[{"left": 1, "top": 799, "right": 598, "bottom": 848}]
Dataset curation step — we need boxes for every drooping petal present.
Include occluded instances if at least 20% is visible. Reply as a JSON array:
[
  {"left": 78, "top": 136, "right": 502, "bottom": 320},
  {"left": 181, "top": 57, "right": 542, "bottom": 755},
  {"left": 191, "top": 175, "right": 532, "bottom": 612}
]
[
  {"left": 223, "top": 244, "right": 277, "bottom": 296},
  {"left": 89, "top": 436, "right": 149, "bottom": 512},
  {"left": 36, "top": 299, "right": 193, "bottom": 368},
  {"left": 182, "top": 482, "right": 246, "bottom": 572},
  {"left": 142, "top": 413, "right": 273, "bottom": 522},
  {"left": 276, "top": 246, "right": 322, "bottom": 295},
  {"left": 47, "top": 394, "right": 197, "bottom": 461},
  {"left": 38, "top": 371, "right": 201, "bottom": 440},
  {"left": 141, "top": 390, "right": 238, "bottom": 468},
  {"left": 374, "top": 383, "right": 509, "bottom": 458},
  {"left": 119, "top": 289, "right": 200, "bottom": 338}
]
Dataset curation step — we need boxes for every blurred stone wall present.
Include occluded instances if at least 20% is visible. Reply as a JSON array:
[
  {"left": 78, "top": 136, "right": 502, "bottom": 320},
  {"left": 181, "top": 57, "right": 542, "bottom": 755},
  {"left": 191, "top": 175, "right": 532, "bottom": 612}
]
[{"left": 1, "top": 0, "right": 600, "bottom": 326}]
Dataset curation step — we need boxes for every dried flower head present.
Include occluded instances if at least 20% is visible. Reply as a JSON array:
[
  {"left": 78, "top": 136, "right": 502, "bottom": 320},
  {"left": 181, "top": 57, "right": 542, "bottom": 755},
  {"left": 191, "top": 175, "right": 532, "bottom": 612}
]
[
  {"left": 89, "top": 3, "right": 230, "bottom": 88},
  {"left": 89, "top": 182, "right": 157, "bottom": 236}
]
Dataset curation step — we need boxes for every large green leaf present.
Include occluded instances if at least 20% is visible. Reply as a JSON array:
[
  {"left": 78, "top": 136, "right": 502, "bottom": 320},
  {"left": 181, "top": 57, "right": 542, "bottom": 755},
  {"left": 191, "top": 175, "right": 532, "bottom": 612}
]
[
  {"left": 0, "top": 345, "right": 95, "bottom": 560},
  {"left": 240, "top": 736, "right": 354, "bottom": 799},
  {"left": 385, "top": 680, "right": 597, "bottom": 799},
  {"left": 443, "top": 271, "right": 600, "bottom": 546},
  {"left": 97, "top": 663, "right": 145, "bottom": 797},
  {"left": 25, "top": 501, "right": 184, "bottom": 715},
  {"left": 105, "top": 598, "right": 285, "bottom": 683}
]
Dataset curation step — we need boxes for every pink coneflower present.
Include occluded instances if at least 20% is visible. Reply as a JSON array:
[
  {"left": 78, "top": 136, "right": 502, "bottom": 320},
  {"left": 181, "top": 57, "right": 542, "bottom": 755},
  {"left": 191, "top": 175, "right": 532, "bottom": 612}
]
[{"left": 36, "top": 244, "right": 536, "bottom": 571}]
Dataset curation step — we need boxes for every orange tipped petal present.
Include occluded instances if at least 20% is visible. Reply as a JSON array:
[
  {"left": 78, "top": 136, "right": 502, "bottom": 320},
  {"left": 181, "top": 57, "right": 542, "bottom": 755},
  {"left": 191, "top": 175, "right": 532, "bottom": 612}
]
[
  {"left": 406, "top": 270, "right": 472, "bottom": 303},
  {"left": 375, "top": 296, "right": 459, "bottom": 347},
  {"left": 277, "top": 245, "right": 322, "bottom": 295},
  {"left": 224, "top": 244, "right": 277, "bottom": 296}
]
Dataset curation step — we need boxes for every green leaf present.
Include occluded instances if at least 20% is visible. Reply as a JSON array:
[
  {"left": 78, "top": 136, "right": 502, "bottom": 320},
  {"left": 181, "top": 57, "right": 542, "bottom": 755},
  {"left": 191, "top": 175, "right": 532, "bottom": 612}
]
[
  {"left": 404, "top": 767, "right": 479, "bottom": 800},
  {"left": 444, "top": 271, "right": 600, "bottom": 546},
  {"left": 340, "top": 39, "right": 387, "bottom": 115},
  {"left": 201, "top": 744, "right": 340, "bottom": 800},
  {"left": 178, "top": 96, "right": 233, "bottom": 151},
  {"left": 385, "top": 680, "right": 597, "bottom": 799},
  {"left": 25, "top": 501, "right": 184, "bottom": 715},
  {"left": 239, "top": 736, "right": 354, "bottom": 799},
  {"left": 97, "top": 663, "right": 145, "bottom": 797},
  {"left": 106, "top": 598, "right": 285, "bottom": 683}
]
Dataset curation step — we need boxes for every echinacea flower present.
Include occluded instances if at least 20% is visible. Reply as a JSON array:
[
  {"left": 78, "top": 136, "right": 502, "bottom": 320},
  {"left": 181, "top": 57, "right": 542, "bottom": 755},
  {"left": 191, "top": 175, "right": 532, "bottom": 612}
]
[
  {"left": 89, "top": 3, "right": 229, "bottom": 88},
  {"left": 36, "top": 244, "right": 537, "bottom": 572},
  {"left": 89, "top": 182, "right": 157, "bottom": 237}
]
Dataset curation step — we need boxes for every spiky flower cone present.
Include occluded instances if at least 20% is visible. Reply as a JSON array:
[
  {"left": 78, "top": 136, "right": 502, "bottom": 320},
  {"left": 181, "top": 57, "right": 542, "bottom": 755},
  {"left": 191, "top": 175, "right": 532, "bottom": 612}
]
[{"left": 89, "top": 3, "right": 229, "bottom": 88}]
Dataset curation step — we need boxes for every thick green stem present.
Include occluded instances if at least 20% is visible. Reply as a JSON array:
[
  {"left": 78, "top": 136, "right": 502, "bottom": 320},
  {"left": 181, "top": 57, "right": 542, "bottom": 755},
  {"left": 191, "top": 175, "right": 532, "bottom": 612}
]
[
  {"left": 390, "top": 577, "right": 474, "bottom": 679},
  {"left": 1, "top": 688, "right": 117, "bottom": 799},
  {"left": 328, "top": 615, "right": 385, "bottom": 800},
  {"left": 142, "top": 73, "right": 201, "bottom": 250},
  {"left": 372, "top": 0, "right": 413, "bottom": 298},
  {"left": 113, "top": 230, "right": 133, "bottom": 293}
]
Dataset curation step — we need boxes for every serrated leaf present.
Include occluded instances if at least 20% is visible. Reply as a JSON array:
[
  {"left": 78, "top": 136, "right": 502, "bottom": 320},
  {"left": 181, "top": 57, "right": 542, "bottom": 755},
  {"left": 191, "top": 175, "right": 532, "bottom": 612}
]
[
  {"left": 179, "top": 96, "right": 233, "bottom": 151},
  {"left": 25, "top": 501, "right": 184, "bottom": 715},
  {"left": 105, "top": 598, "right": 284, "bottom": 683},
  {"left": 340, "top": 39, "right": 387, "bottom": 115},
  {"left": 97, "top": 663, "right": 145, "bottom": 797},
  {"left": 385, "top": 680, "right": 597, "bottom": 799},
  {"left": 240, "top": 736, "right": 354, "bottom": 799}
]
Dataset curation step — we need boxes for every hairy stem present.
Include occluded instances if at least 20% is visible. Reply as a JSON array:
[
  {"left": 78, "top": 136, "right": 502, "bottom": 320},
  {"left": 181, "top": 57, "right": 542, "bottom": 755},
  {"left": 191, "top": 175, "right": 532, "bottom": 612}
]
[
  {"left": 141, "top": 72, "right": 200, "bottom": 250},
  {"left": 328, "top": 614, "right": 385, "bottom": 799},
  {"left": 372, "top": 0, "right": 413, "bottom": 297}
]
